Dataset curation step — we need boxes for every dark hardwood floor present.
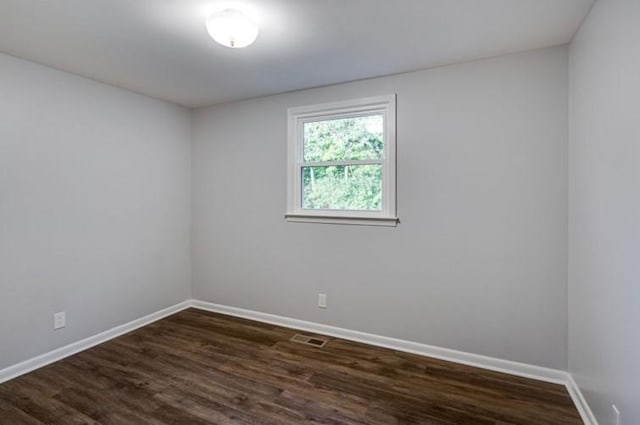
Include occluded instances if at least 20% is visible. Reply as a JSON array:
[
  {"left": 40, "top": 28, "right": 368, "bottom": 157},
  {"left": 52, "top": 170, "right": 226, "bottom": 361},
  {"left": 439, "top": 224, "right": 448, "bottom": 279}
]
[{"left": 0, "top": 308, "right": 583, "bottom": 425}]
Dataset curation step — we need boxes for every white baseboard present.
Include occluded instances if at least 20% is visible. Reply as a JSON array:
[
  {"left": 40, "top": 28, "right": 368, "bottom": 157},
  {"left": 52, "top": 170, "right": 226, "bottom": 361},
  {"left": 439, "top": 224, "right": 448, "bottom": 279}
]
[
  {"left": 191, "top": 299, "right": 599, "bottom": 425},
  {"left": 566, "top": 374, "right": 600, "bottom": 425},
  {"left": 0, "top": 300, "right": 191, "bottom": 384},
  {"left": 0, "top": 298, "right": 598, "bottom": 425}
]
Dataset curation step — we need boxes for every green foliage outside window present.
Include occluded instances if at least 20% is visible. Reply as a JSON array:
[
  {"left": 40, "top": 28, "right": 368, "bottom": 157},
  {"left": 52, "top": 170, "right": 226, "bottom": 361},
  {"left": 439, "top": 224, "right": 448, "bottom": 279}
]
[{"left": 302, "top": 115, "right": 384, "bottom": 211}]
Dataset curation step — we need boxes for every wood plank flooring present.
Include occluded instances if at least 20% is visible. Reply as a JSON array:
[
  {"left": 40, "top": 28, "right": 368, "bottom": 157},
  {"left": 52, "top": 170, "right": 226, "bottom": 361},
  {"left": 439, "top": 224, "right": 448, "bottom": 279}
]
[{"left": 0, "top": 309, "right": 583, "bottom": 425}]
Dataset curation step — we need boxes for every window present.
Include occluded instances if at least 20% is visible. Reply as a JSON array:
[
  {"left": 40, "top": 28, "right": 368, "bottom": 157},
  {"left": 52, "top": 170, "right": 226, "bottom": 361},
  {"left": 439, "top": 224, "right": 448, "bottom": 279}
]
[{"left": 286, "top": 95, "right": 397, "bottom": 226}]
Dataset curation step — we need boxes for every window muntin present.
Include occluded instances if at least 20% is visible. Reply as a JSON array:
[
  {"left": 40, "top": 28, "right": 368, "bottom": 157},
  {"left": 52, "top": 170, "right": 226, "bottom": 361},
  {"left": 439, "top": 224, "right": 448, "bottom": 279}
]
[{"left": 287, "top": 95, "right": 397, "bottom": 226}]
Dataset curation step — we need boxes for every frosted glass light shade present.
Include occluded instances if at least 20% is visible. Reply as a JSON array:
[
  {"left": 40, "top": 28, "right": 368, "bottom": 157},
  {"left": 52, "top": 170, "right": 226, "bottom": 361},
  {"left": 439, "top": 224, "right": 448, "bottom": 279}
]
[{"left": 206, "top": 9, "right": 259, "bottom": 48}]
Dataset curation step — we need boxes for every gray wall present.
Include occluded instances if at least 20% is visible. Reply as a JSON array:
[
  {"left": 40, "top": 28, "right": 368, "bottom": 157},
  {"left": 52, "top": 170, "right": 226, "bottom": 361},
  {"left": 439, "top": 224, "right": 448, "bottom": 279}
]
[
  {"left": 569, "top": 0, "right": 640, "bottom": 423},
  {"left": 192, "top": 46, "right": 569, "bottom": 369},
  {"left": 0, "top": 53, "right": 192, "bottom": 370}
]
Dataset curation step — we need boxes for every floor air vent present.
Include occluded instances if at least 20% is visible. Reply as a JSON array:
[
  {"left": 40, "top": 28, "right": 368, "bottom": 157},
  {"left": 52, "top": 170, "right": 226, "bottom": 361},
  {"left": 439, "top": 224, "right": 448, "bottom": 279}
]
[{"left": 290, "top": 334, "right": 328, "bottom": 348}]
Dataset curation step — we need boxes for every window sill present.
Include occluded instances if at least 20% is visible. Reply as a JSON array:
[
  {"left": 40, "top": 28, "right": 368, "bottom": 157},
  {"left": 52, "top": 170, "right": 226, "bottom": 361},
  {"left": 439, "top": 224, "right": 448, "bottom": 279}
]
[{"left": 285, "top": 214, "right": 399, "bottom": 227}]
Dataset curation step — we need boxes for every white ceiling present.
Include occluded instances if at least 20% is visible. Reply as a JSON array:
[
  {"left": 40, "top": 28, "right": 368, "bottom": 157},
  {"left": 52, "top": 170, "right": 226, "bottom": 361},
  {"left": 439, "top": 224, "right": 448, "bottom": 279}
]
[{"left": 0, "top": 0, "right": 594, "bottom": 108}]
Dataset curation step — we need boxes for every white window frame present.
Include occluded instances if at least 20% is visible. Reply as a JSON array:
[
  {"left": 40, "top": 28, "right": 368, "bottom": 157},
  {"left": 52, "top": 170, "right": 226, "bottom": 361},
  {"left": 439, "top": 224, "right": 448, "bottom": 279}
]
[{"left": 286, "top": 95, "right": 398, "bottom": 226}]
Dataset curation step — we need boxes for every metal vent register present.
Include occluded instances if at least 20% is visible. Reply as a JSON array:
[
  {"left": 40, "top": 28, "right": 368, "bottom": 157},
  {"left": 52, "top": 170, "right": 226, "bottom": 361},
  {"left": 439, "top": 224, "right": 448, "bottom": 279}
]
[{"left": 290, "top": 334, "right": 328, "bottom": 348}]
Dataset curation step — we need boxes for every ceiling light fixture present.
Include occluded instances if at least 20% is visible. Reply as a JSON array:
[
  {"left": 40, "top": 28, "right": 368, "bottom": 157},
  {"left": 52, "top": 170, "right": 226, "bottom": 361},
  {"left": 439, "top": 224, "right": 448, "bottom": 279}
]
[{"left": 206, "top": 9, "right": 259, "bottom": 48}]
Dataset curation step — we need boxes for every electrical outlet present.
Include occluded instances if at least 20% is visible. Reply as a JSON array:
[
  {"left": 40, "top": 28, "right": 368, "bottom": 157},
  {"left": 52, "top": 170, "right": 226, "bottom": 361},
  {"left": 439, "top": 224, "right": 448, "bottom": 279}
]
[
  {"left": 612, "top": 404, "right": 620, "bottom": 425},
  {"left": 53, "top": 312, "right": 66, "bottom": 330},
  {"left": 318, "top": 293, "right": 327, "bottom": 309}
]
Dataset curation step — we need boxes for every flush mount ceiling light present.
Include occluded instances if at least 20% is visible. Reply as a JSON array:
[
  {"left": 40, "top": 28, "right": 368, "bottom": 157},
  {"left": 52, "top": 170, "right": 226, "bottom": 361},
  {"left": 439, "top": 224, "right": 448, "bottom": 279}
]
[{"left": 206, "top": 9, "right": 259, "bottom": 48}]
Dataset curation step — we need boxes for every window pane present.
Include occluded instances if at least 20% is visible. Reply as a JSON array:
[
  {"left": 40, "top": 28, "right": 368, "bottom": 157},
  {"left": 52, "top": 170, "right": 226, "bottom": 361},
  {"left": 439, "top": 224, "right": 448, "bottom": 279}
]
[
  {"left": 303, "top": 115, "right": 384, "bottom": 162},
  {"left": 302, "top": 165, "right": 382, "bottom": 211}
]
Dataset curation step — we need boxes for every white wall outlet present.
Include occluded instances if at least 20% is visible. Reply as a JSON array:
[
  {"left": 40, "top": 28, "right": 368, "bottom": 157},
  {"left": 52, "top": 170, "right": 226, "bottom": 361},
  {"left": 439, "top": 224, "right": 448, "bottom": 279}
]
[
  {"left": 612, "top": 404, "right": 620, "bottom": 425},
  {"left": 318, "top": 293, "right": 327, "bottom": 309},
  {"left": 53, "top": 312, "right": 66, "bottom": 330}
]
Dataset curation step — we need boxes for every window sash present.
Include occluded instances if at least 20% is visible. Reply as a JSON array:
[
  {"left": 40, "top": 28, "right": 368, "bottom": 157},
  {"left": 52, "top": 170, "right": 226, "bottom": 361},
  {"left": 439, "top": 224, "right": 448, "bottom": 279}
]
[
  {"left": 300, "top": 163, "right": 384, "bottom": 212},
  {"left": 302, "top": 113, "right": 385, "bottom": 163},
  {"left": 298, "top": 159, "right": 383, "bottom": 167}
]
